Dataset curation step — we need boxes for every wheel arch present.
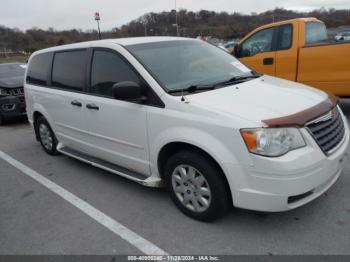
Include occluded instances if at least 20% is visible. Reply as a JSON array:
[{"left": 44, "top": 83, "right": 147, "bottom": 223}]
[
  {"left": 32, "top": 106, "right": 55, "bottom": 141},
  {"left": 157, "top": 141, "right": 233, "bottom": 205}
]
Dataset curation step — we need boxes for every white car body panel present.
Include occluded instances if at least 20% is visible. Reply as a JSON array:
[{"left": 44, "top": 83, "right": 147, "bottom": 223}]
[{"left": 24, "top": 37, "right": 350, "bottom": 213}]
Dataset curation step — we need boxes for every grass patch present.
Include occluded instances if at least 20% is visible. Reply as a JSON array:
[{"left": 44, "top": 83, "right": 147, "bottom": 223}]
[{"left": 0, "top": 55, "right": 30, "bottom": 64}]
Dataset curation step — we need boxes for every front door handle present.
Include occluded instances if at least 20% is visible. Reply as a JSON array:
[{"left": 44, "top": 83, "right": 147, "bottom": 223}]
[
  {"left": 263, "top": 57, "right": 274, "bottom": 65},
  {"left": 86, "top": 103, "right": 99, "bottom": 110},
  {"left": 71, "top": 100, "right": 82, "bottom": 107}
]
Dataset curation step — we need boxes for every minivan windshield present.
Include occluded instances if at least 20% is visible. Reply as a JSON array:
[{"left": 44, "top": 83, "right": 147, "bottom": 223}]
[{"left": 126, "top": 40, "right": 257, "bottom": 93}]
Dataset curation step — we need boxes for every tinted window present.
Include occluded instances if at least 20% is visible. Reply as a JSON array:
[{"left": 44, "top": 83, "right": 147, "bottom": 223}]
[
  {"left": 277, "top": 24, "right": 292, "bottom": 50},
  {"left": 239, "top": 27, "right": 275, "bottom": 57},
  {"left": 305, "top": 22, "right": 328, "bottom": 44},
  {"left": 52, "top": 50, "right": 86, "bottom": 91},
  {"left": 91, "top": 50, "right": 141, "bottom": 97},
  {"left": 27, "top": 53, "right": 51, "bottom": 86}
]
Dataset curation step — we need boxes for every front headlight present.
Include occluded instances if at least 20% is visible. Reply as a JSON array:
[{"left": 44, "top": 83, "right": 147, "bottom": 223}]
[
  {"left": 0, "top": 88, "right": 7, "bottom": 96},
  {"left": 241, "top": 128, "right": 306, "bottom": 157}
]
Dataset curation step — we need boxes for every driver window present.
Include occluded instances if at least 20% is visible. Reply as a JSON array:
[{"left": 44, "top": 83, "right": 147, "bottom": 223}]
[
  {"left": 239, "top": 27, "right": 275, "bottom": 58},
  {"left": 91, "top": 50, "right": 141, "bottom": 97}
]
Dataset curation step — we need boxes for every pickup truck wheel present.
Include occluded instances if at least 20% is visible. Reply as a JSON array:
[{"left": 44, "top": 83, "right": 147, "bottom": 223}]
[
  {"left": 164, "top": 150, "right": 230, "bottom": 222},
  {"left": 36, "top": 116, "right": 58, "bottom": 155}
]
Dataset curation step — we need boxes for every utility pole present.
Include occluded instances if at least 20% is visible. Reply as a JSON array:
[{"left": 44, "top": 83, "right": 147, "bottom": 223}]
[{"left": 94, "top": 12, "right": 102, "bottom": 40}]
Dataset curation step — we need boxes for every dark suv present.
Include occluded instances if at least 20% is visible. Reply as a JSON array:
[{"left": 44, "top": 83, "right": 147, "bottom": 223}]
[{"left": 0, "top": 63, "right": 26, "bottom": 124}]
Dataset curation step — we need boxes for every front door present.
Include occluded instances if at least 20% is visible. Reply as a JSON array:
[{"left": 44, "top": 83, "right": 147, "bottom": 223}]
[
  {"left": 237, "top": 27, "right": 276, "bottom": 76},
  {"left": 84, "top": 49, "right": 150, "bottom": 175}
]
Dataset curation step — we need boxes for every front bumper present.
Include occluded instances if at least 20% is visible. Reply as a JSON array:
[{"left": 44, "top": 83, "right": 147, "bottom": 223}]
[
  {"left": 0, "top": 95, "right": 26, "bottom": 119},
  {"left": 224, "top": 114, "right": 350, "bottom": 212}
]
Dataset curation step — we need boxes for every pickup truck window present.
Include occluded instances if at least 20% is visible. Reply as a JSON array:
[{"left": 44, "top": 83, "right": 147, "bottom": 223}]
[
  {"left": 305, "top": 22, "right": 328, "bottom": 45},
  {"left": 277, "top": 24, "right": 292, "bottom": 50},
  {"left": 239, "top": 27, "right": 275, "bottom": 57}
]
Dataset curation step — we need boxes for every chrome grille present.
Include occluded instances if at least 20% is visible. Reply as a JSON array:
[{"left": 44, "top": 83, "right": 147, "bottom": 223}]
[{"left": 306, "top": 107, "right": 345, "bottom": 155}]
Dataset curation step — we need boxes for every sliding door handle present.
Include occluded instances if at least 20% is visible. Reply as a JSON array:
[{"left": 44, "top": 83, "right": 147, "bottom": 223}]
[
  {"left": 86, "top": 103, "right": 99, "bottom": 110},
  {"left": 71, "top": 100, "right": 82, "bottom": 107}
]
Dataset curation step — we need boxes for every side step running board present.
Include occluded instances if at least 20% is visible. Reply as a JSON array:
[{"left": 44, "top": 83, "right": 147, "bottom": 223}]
[{"left": 58, "top": 146, "right": 162, "bottom": 188}]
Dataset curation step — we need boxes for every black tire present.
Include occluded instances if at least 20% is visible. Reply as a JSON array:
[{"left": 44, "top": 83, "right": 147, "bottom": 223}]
[
  {"left": 0, "top": 114, "right": 5, "bottom": 125},
  {"left": 36, "top": 116, "right": 59, "bottom": 155},
  {"left": 164, "top": 150, "right": 231, "bottom": 222}
]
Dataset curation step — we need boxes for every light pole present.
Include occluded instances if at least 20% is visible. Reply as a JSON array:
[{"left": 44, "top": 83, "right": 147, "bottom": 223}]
[
  {"left": 94, "top": 12, "right": 102, "bottom": 40},
  {"left": 175, "top": 0, "right": 179, "bottom": 36}
]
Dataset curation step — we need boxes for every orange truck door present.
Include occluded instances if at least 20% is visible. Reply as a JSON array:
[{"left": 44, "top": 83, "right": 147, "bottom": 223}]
[
  {"left": 275, "top": 23, "right": 298, "bottom": 81},
  {"left": 236, "top": 27, "right": 276, "bottom": 76}
]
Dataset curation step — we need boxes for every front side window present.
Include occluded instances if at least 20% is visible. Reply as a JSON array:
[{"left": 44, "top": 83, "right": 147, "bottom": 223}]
[
  {"left": 127, "top": 40, "right": 255, "bottom": 93},
  {"left": 90, "top": 50, "right": 141, "bottom": 97},
  {"left": 52, "top": 50, "right": 86, "bottom": 91},
  {"left": 305, "top": 22, "right": 328, "bottom": 45},
  {"left": 239, "top": 27, "right": 275, "bottom": 57},
  {"left": 27, "top": 53, "right": 51, "bottom": 86},
  {"left": 277, "top": 24, "right": 292, "bottom": 50}
]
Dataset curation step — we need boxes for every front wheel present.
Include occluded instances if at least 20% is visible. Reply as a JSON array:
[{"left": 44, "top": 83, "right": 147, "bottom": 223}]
[{"left": 164, "top": 150, "right": 231, "bottom": 222}]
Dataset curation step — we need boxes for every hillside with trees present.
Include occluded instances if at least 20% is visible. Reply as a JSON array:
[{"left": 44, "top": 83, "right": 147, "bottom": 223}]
[{"left": 1, "top": 7, "right": 350, "bottom": 54}]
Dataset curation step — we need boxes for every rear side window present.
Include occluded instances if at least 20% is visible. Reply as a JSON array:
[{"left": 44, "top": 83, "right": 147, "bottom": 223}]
[
  {"left": 26, "top": 53, "right": 51, "bottom": 86},
  {"left": 305, "top": 22, "right": 328, "bottom": 45},
  {"left": 277, "top": 24, "right": 292, "bottom": 50},
  {"left": 52, "top": 50, "right": 86, "bottom": 91},
  {"left": 90, "top": 50, "right": 141, "bottom": 97}
]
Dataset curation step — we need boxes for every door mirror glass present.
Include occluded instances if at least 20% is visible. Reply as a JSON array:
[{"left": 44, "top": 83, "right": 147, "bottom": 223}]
[{"left": 112, "top": 81, "right": 147, "bottom": 103}]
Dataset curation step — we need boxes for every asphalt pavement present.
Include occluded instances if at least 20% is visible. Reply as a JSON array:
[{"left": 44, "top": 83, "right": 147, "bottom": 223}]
[{"left": 0, "top": 100, "right": 349, "bottom": 255}]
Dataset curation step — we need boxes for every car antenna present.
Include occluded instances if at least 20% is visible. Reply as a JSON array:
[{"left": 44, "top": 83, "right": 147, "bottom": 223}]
[{"left": 181, "top": 88, "right": 185, "bottom": 102}]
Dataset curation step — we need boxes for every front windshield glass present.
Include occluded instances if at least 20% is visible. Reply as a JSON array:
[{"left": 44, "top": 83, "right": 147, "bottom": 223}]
[
  {"left": 126, "top": 40, "right": 255, "bottom": 92},
  {"left": 0, "top": 64, "right": 26, "bottom": 79}
]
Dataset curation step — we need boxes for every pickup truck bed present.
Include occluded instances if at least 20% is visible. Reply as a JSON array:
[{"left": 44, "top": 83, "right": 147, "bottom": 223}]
[{"left": 298, "top": 42, "right": 350, "bottom": 96}]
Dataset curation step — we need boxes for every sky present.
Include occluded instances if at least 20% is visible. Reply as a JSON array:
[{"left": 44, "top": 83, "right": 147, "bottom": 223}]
[{"left": 1, "top": 0, "right": 350, "bottom": 31}]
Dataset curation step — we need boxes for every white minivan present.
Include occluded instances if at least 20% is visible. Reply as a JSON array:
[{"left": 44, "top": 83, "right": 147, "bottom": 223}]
[{"left": 24, "top": 37, "right": 350, "bottom": 221}]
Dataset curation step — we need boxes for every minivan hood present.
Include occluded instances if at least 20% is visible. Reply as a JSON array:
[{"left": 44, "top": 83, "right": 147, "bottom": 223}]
[{"left": 186, "top": 75, "right": 329, "bottom": 126}]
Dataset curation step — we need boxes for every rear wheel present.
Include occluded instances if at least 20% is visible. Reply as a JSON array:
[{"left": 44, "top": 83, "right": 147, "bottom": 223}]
[
  {"left": 164, "top": 150, "right": 231, "bottom": 222},
  {"left": 36, "top": 116, "right": 58, "bottom": 155}
]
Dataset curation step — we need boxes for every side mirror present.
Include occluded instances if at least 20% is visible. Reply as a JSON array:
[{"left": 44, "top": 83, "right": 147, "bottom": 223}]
[
  {"left": 112, "top": 81, "right": 147, "bottom": 103},
  {"left": 233, "top": 44, "right": 240, "bottom": 57}
]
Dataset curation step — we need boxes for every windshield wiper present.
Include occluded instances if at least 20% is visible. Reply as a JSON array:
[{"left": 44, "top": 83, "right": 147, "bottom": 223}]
[
  {"left": 168, "top": 84, "right": 216, "bottom": 94},
  {"left": 214, "top": 74, "right": 261, "bottom": 87},
  {"left": 168, "top": 73, "right": 262, "bottom": 94}
]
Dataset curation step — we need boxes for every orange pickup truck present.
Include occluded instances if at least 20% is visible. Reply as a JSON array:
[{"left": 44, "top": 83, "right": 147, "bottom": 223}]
[{"left": 233, "top": 18, "right": 350, "bottom": 96}]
